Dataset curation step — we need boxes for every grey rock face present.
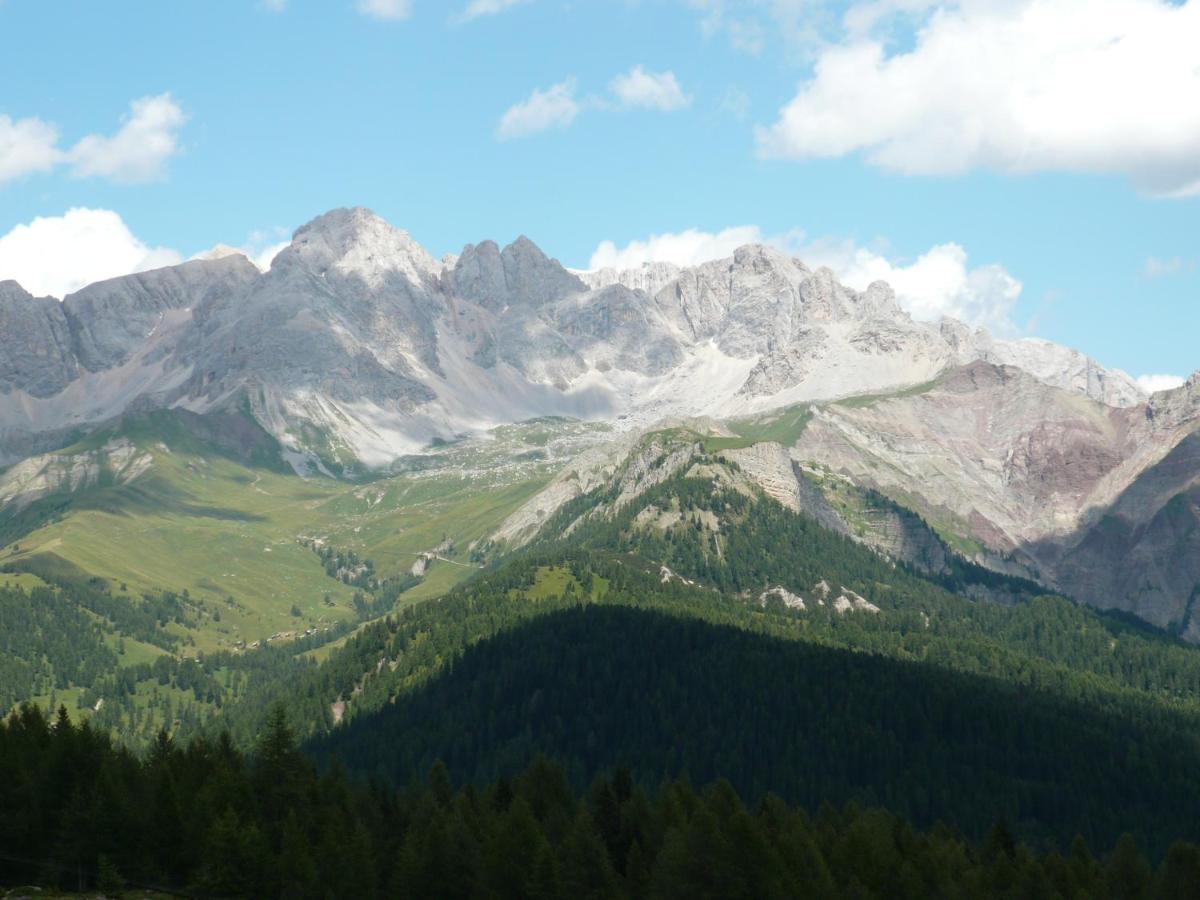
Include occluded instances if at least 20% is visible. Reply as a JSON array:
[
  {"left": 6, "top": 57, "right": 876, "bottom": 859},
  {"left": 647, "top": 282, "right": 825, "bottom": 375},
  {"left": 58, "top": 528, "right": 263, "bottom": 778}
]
[
  {"left": 445, "top": 236, "right": 585, "bottom": 314},
  {"left": 579, "top": 260, "right": 681, "bottom": 297},
  {"left": 650, "top": 246, "right": 811, "bottom": 355},
  {"left": 0, "top": 281, "right": 77, "bottom": 398},
  {"left": 502, "top": 236, "right": 587, "bottom": 306},
  {"left": 551, "top": 285, "right": 683, "bottom": 376},
  {"left": 739, "top": 329, "right": 828, "bottom": 397},
  {"left": 445, "top": 241, "right": 509, "bottom": 312},
  {"left": 64, "top": 255, "right": 259, "bottom": 372},
  {"left": 0, "top": 437, "right": 151, "bottom": 514},
  {"left": 1045, "top": 432, "right": 1200, "bottom": 632},
  {"left": 183, "top": 224, "right": 440, "bottom": 409},
  {"left": 971, "top": 335, "right": 1145, "bottom": 408}
]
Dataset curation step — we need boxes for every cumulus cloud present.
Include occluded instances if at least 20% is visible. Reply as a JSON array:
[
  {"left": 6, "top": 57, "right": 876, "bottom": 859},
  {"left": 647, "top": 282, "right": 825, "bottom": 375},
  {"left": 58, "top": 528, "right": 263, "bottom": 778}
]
[
  {"left": 0, "top": 115, "right": 61, "bottom": 184},
  {"left": 757, "top": 0, "right": 1200, "bottom": 197},
  {"left": 588, "top": 226, "right": 1023, "bottom": 333},
  {"left": 497, "top": 81, "right": 580, "bottom": 140},
  {"left": 456, "top": 0, "right": 527, "bottom": 21},
  {"left": 589, "top": 225, "right": 789, "bottom": 270},
  {"left": 1135, "top": 373, "right": 1187, "bottom": 393},
  {"left": 0, "top": 94, "right": 185, "bottom": 187},
  {"left": 357, "top": 0, "right": 412, "bottom": 20},
  {"left": 68, "top": 94, "right": 186, "bottom": 184},
  {"left": 0, "top": 208, "right": 182, "bottom": 299},
  {"left": 247, "top": 240, "right": 290, "bottom": 272},
  {"left": 610, "top": 66, "right": 691, "bottom": 111},
  {"left": 804, "top": 239, "right": 1023, "bottom": 335}
]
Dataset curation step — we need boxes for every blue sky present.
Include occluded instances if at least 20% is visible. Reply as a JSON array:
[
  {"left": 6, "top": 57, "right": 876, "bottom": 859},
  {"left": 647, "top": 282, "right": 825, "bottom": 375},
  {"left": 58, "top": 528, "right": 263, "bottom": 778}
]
[{"left": 0, "top": 0, "right": 1197, "bottom": 384}]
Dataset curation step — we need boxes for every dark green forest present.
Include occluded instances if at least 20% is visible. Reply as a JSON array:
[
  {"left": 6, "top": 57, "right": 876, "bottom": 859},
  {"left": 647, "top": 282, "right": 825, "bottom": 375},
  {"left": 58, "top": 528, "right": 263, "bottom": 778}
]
[
  {"left": 3, "top": 700, "right": 1198, "bottom": 899},
  {"left": 313, "top": 604, "right": 1200, "bottom": 860}
]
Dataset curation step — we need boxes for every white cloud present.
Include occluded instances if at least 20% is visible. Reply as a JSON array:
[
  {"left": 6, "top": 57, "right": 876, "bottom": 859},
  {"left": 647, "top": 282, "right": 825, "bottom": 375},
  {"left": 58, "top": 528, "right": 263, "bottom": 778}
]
[
  {"left": 0, "top": 208, "right": 182, "bottom": 299},
  {"left": 757, "top": 0, "right": 1200, "bottom": 197},
  {"left": 0, "top": 94, "right": 186, "bottom": 187},
  {"left": 244, "top": 227, "right": 291, "bottom": 271},
  {"left": 68, "top": 94, "right": 186, "bottom": 184},
  {"left": 1135, "top": 373, "right": 1186, "bottom": 393},
  {"left": 0, "top": 115, "right": 62, "bottom": 184},
  {"left": 456, "top": 0, "right": 527, "bottom": 22},
  {"left": 497, "top": 81, "right": 580, "bottom": 140},
  {"left": 589, "top": 225, "right": 782, "bottom": 270},
  {"left": 588, "top": 226, "right": 1023, "bottom": 333},
  {"left": 1145, "top": 256, "right": 1195, "bottom": 278},
  {"left": 610, "top": 66, "right": 691, "bottom": 112},
  {"left": 357, "top": 0, "right": 412, "bottom": 20},
  {"left": 251, "top": 241, "right": 290, "bottom": 271},
  {"left": 804, "top": 239, "right": 1023, "bottom": 335},
  {"left": 262, "top": 0, "right": 287, "bottom": 10}
]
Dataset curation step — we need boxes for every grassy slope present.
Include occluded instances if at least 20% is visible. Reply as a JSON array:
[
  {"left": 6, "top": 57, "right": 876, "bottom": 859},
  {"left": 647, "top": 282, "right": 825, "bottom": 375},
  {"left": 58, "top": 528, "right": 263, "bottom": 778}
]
[{"left": 0, "top": 415, "right": 558, "bottom": 658}]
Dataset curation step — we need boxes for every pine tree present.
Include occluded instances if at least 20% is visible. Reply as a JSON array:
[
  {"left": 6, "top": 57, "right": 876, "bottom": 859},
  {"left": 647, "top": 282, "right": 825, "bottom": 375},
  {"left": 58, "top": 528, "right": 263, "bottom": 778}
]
[{"left": 559, "top": 810, "right": 623, "bottom": 899}]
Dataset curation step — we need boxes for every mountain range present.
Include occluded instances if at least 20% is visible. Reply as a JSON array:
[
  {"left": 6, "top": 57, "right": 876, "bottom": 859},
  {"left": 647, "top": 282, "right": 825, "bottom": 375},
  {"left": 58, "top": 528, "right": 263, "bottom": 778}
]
[{"left": 1, "top": 207, "right": 1198, "bottom": 637}]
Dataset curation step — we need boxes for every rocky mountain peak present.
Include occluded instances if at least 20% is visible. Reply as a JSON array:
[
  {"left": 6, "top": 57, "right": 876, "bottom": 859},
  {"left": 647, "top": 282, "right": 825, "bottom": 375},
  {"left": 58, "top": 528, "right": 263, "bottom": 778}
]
[
  {"left": 0, "top": 280, "right": 36, "bottom": 303},
  {"left": 732, "top": 243, "right": 805, "bottom": 276},
  {"left": 500, "top": 235, "right": 586, "bottom": 304},
  {"left": 194, "top": 244, "right": 252, "bottom": 265},
  {"left": 446, "top": 234, "right": 584, "bottom": 311},
  {"left": 279, "top": 207, "right": 441, "bottom": 287},
  {"left": 858, "top": 281, "right": 905, "bottom": 320}
]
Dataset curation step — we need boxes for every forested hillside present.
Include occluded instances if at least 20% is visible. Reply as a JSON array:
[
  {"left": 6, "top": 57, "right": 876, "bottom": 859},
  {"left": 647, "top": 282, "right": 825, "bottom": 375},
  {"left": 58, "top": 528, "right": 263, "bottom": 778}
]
[
  {"left": 2, "top": 702, "right": 1196, "bottom": 899},
  {"left": 313, "top": 603, "right": 1200, "bottom": 859}
]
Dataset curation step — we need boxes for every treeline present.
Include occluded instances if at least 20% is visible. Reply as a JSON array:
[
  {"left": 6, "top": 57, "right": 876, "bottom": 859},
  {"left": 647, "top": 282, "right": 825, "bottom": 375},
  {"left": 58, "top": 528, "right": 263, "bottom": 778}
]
[
  {"left": 0, "top": 582, "right": 116, "bottom": 708},
  {"left": 560, "top": 466, "right": 1200, "bottom": 710},
  {"left": 2, "top": 702, "right": 1197, "bottom": 899},
  {"left": 0, "top": 560, "right": 402, "bottom": 746}
]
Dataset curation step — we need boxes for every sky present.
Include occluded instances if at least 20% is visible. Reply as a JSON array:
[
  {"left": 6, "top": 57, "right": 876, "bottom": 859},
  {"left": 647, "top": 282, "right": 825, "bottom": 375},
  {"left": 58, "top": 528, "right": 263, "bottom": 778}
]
[{"left": 0, "top": 0, "right": 1197, "bottom": 387}]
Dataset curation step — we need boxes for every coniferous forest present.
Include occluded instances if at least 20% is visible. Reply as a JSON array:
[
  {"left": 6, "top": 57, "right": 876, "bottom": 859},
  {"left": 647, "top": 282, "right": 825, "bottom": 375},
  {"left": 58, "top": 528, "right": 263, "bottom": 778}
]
[{"left": 4, "top": 701, "right": 1200, "bottom": 899}]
